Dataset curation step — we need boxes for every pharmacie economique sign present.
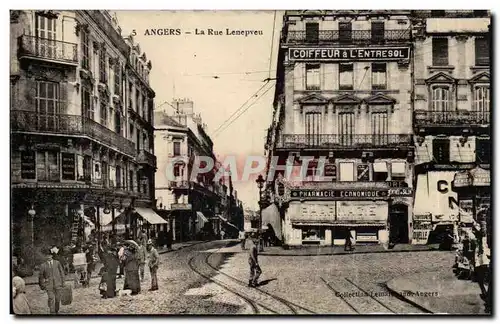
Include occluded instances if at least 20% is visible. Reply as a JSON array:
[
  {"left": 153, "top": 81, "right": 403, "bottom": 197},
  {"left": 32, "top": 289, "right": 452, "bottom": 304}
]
[{"left": 288, "top": 47, "right": 410, "bottom": 61}]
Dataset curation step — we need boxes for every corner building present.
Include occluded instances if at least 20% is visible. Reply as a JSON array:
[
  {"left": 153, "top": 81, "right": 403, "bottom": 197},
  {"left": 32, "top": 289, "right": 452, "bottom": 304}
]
[{"left": 268, "top": 10, "right": 414, "bottom": 246}]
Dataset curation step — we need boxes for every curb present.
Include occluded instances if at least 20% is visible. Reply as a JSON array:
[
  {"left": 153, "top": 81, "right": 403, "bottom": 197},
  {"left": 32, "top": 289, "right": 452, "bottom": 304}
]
[
  {"left": 260, "top": 247, "right": 441, "bottom": 257},
  {"left": 23, "top": 241, "right": 211, "bottom": 286},
  {"left": 384, "top": 281, "right": 435, "bottom": 314}
]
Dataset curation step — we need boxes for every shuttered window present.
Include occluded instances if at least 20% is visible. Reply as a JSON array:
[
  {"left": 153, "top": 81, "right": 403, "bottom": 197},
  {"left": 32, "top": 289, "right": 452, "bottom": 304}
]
[
  {"left": 473, "top": 87, "right": 490, "bottom": 123},
  {"left": 432, "top": 38, "right": 449, "bottom": 66},
  {"left": 81, "top": 29, "right": 90, "bottom": 70},
  {"left": 475, "top": 37, "right": 490, "bottom": 66},
  {"left": 432, "top": 138, "right": 450, "bottom": 163},
  {"left": 36, "top": 81, "right": 60, "bottom": 131},
  {"left": 305, "top": 112, "right": 322, "bottom": 146},
  {"left": 371, "top": 111, "right": 389, "bottom": 145},
  {"left": 305, "top": 64, "right": 320, "bottom": 90},
  {"left": 371, "top": 21, "right": 385, "bottom": 43},
  {"left": 371, "top": 63, "right": 387, "bottom": 90},
  {"left": 339, "top": 112, "right": 354, "bottom": 146},
  {"left": 476, "top": 137, "right": 491, "bottom": 164},
  {"left": 305, "top": 22, "right": 319, "bottom": 43},
  {"left": 339, "top": 63, "right": 353, "bottom": 90},
  {"left": 82, "top": 87, "right": 93, "bottom": 120}
]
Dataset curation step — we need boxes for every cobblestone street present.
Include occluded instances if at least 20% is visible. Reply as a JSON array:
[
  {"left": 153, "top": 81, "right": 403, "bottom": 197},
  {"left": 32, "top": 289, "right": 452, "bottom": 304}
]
[{"left": 23, "top": 240, "right": 458, "bottom": 314}]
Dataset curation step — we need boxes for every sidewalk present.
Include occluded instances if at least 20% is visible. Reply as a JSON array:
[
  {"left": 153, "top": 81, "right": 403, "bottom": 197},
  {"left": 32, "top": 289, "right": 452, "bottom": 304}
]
[
  {"left": 259, "top": 243, "right": 440, "bottom": 256},
  {"left": 22, "top": 240, "right": 207, "bottom": 286},
  {"left": 386, "top": 271, "right": 487, "bottom": 314}
]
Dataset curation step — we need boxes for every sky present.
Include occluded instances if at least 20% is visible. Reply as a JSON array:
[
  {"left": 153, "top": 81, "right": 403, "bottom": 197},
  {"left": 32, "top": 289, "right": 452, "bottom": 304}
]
[{"left": 114, "top": 10, "right": 283, "bottom": 210}]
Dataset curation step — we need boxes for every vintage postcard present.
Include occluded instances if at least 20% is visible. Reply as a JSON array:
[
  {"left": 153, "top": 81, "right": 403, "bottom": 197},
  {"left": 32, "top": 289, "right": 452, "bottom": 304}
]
[{"left": 10, "top": 9, "right": 491, "bottom": 315}]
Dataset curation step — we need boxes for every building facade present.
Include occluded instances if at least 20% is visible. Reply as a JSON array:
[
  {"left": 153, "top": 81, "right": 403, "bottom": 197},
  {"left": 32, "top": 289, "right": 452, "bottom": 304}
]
[
  {"left": 266, "top": 10, "right": 415, "bottom": 246},
  {"left": 411, "top": 10, "right": 491, "bottom": 244},
  {"left": 10, "top": 10, "right": 158, "bottom": 265},
  {"left": 154, "top": 99, "right": 230, "bottom": 241}
]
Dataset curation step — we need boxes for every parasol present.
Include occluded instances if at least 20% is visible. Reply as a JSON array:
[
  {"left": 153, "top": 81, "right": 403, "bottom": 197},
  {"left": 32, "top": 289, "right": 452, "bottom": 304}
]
[{"left": 124, "top": 240, "right": 139, "bottom": 249}]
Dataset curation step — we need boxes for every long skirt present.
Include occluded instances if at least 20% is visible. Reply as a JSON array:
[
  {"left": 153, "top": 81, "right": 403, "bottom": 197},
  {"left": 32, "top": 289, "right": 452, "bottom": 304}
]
[{"left": 124, "top": 270, "right": 141, "bottom": 294}]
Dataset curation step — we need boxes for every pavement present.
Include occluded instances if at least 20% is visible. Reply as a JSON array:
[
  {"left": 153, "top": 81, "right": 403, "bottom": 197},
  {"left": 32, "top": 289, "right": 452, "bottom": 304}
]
[
  {"left": 386, "top": 271, "right": 488, "bottom": 314},
  {"left": 259, "top": 243, "right": 440, "bottom": 256},
  {"left": 21, "top": 240, "right": 207, "bottom": 286}
]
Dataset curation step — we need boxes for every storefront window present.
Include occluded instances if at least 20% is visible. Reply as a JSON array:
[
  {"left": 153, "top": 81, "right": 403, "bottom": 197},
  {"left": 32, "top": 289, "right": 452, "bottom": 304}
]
[
  {"left": 301, "top": 227, "right": 325, "bottom": 242},
  {"left": 36, "top": 151, "right": 59, "bottom": 181},
  {"left": 339, "top": 162, "right": 354, "bottom": 181},
  {"left": 373, "top": 162, "right": 388, "bottom": 181}
]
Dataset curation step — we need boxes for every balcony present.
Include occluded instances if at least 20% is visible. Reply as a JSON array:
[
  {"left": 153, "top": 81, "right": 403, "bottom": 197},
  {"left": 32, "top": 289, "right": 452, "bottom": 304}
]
[
  {"left": 137, "top": 149, "right": 157, "bottom": 168},
  {"left": 277, "top": 134, "right": 412, "bottom": 150},
  {"left": 11, "top": 110, "right": 136, "bottom": 156},
  {"left": 285, "top": 29, "right": 411, "bottom": 44},
  {"left": 414, "top": 110, "right": 490, "bottom": 128},
  {"left": 18, "top": 35, "right": 78, "bottom": 66}
]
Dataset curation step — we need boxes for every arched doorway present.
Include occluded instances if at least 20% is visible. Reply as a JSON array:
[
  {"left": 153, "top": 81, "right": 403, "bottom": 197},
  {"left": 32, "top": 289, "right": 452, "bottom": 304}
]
[{"left": 389, "top": 204, "right": 409, "bottom": 244}]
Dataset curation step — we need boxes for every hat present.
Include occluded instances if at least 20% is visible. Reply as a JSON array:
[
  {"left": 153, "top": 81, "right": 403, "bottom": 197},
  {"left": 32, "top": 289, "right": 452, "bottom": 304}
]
[{"left": 146, "top": 239, "right": 153, "bottom": 245}]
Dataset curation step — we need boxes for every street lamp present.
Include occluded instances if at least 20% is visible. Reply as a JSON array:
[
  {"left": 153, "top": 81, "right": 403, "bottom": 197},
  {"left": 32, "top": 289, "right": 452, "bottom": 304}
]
[
  {"left": 256, "top": 174, "right": 265, "bottom": 252},
  {"left": 27, "top": 206, "right": 36, "bottom": 267}
]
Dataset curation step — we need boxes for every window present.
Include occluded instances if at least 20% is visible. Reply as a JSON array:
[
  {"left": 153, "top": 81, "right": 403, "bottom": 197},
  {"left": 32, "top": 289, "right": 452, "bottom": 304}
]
[
  {"left": 371, "top": 63, "right": 386, "bottom": 90},
  {"left": 302, "top": 227, "right": 325, "bottom": 242},
  {"left": 77, "top": 155, "right": 92, "bottom": 181},
  {"left": 36, "top": 81, "right": 60, "bottom": 130},
  {"left": 82, "top": 87, "right": 93, "bottom": 119},
  {"left": 136, "top": 171, "right": 141, "bottom": 193},
  {"left": 129, "top": 123, "right": 134, "bottom": 140},
  {"left": 305, "top": 64, "right": 320, "bottom": 90},
  {"left": 473, "top": 87, "right": 490, "bottom": 123},
  {"left": 305, "top": 160, "right": 318, "bottom": 179},
  {"left": 476, "top": 137, "right": 491, "bottom": 164},
  {"left": 114, "top": 62, "right": 121, "bottom": 95},
  {"left": 431, "top": 86, "right": 451, "bottom": 122},
  {"left": 101, "top": 162, "right": 108, "bottom": 187},
  {"left": 339, "top": 112, "right": 354, "bottom": 146},
  {"left": 35, "top": 14, "right": 56, "bottom": 59},
  {"left": 21, "top": 151, "right": 36, "bottom": 180},
  {"left": 305, "top": 22, "right": 319, "bottom": 43},
  {"left": 371, "top": 112, "right": 388, "bottom": 145},
  {"left": 339, "top": 63, "right": 353, "bottom": 90},
  {"left": 339, "top": 22, "right": 352, "bottom": 43},
  {"left": 339, "top": 162, "right": 354, "bottom": 181},
  {"left": 371, "top": 21, "right": 384, "bottom": 43},
  {"left": 99, "top": 48, "right": 107, "bottom": 83},
  {"left": 305, "top": 112, "right": 322, "bottom": 146},
  {"left": 174, "top": 164, "right": 182, "bottom": 177},
  {"left": 173, "top": 141, "right": 181, "bottom": 156},
  {"left": 373, "top": 162, "right": 388, "bottom": 181},
  {"left": 100, "top": 101, "right": 107, "bottom": 126},
  {"left": 36, "top": 151, "right": 59, "bottom": 181},
  {"left": 136, "top": 89, "right": 141, "bottom": 113},
  {"left": 116, "top": 165, "right": 122, "bottom": 189},
  {"left": 81, "top": 28, "right": 90, "bottom": 70},
  {"left": 475, "top": 37, "right": 490, "bottom": 66},
  {"left": 115, "top": 111, "right": 122, "bottom": 134},
  {"left": 432, "top": 38, "right": 449, "bottom": 66},
  {"left": 433, "top": 138, "right": 450, "bottom": 163},
  {"left": 129, "top": 170, "right": 134, "bottom": 191}
]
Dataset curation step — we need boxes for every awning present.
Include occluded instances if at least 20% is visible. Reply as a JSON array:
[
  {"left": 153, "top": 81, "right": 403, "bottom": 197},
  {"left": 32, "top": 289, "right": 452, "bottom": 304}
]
[
  {"left": 413, "top": 174, "right": 430, "bottom": 217},
  {"left": 470, "top": 167, "right": 490, "bottom": 187},
  {"left": 216, "top": 215, "right": 240, "bottom": 231},
  {"left": 373, "top": 161, "right": 388, "bottom": 173},
  {"left": 135, "top": 207, "right": 167, "bottom": 225},
  {"left": 391, "top": 162, "right": 406, "bottom": 176},
  {"left": 414, "top": 172, "right": 459, "bottom": 222},
  {"left": 197, "top": 211, "right": 209, "bottom": 223},
  {"left": 262, "top": 204, "right": 282, "bottom": 241}
]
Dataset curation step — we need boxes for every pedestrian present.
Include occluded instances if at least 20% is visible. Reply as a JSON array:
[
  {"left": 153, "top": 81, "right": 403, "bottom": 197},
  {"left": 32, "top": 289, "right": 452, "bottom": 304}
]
[
  {"left": 239, "top": 231, "right": 246, "bottom": 250},
  {"left": 117, "top": 242, "right": 125, "bottom": 279},
  {"left": 122, "top": 244, "right": 141, "bottom": 295},
  {"left": 344, "top": 228, "right": 354, "bottom": 251},
  {"left": 84, "top": 244, "right": 96, "bottom": 287},
  {"left": 146, "top": 239, "right": 159, "bottom": 291},
  {"left": 472, "top": 221, "right": 490, "bottom": 304},
  {"left": 166, "top": 229, "right": 173, "bottom": 251},
  {"left": 248, "top": 236, "right": 262, "bottom": 288},
  {"left": 137, "top": 241, "right": 147, "bottom": 282},
  {"left": 98, "top": 244, "right": 119, "bottom": 299},
  {"left": 38, "top": 248, "right": 65, "bottom": 314},
  {"left": 12, "top": 276, "right": 31, "bottom": 314}
]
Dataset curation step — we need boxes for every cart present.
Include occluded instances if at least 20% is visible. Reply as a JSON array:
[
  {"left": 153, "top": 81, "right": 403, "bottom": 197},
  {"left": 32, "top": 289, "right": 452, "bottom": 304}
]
[{"left": 72, "top": 253, "right": 88, "bottom": 288}]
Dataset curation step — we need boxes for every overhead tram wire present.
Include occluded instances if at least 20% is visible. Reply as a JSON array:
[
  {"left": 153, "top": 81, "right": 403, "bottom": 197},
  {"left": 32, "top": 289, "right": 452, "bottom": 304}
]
[
  {"left": 268, "top": 10, "right": 277, "bottom": 80},
  {"left": 212, "top": 81, "right": 270, "bottom": 135},
  {"left": 213, "top": 81, "right": 276, "bottom": 138}
]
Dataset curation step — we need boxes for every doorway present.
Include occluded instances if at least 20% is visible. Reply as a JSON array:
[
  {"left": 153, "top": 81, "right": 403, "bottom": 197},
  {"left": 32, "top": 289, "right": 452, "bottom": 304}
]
[{"left": 389, "top": 204, "right": 409, "bottom": 244}]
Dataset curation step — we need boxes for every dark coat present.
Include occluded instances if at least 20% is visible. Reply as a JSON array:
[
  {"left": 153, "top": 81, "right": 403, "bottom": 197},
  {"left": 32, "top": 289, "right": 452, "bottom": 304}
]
[{"left": 38, "top": 259, "right": 65, "bottom": 291}]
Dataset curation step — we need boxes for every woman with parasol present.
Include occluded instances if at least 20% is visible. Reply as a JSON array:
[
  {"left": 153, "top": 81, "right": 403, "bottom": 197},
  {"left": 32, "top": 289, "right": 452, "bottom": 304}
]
[{"left": 121, "top": 240, "right": 141, "bottom": 295}]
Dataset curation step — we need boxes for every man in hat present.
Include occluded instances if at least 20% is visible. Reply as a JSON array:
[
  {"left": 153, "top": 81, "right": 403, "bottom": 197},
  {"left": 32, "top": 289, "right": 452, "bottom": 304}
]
[
  {"left": 146, "top": 239, "right": 159, "bottom": 291},
  {"left": 248, "top": 235, "right": 262, "bottom": 287},
  {"left": 38, "top": 248, "right": 65, "bottom": 314}
]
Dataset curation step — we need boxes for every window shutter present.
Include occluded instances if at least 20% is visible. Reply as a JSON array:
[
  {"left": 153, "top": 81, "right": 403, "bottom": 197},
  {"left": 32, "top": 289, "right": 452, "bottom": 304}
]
[
  {"left": 432, "top": 38, "right": 449, "bottom": 66},
  {"left": 371, "top": 21, "right": 385, "bottom": 43},
  {"left": 433, "top": 138, "right": 450, "bottom": 163},
  {"left": 305, "top": 22, "right": 319, "bottom": 43},
  {"left": 475, "top": 38, "right": 489, "bottom": 66},
  {"left": 339, "top": 22, "right": 352, "bottom": 43}
]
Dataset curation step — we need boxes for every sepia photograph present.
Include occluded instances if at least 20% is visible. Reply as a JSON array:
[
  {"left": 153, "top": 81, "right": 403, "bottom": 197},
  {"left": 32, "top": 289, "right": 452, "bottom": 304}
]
[{"left": 9, "top": 9, "right": 491, "bottom": 315}]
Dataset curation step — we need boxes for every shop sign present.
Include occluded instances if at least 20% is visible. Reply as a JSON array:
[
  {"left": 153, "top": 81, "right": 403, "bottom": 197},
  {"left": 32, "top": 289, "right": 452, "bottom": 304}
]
[
  {"left": 357, "top": 164, "right": 370, "bottom": 181},
  {"left": 414, "top": 214, "right": 432, "bottom": 222},
  {"left": 62, "top": 153, "right": 76, "bottom": 180},
  {"left": 288, "top": 47, "right": 410, "bottom": 61},
  {"left": 171, "top": 203, "right": 192, "bottom": 210},
  {"left": 412, "top": 229, "right": 430, "bottom": 244},
  {"left": 388, "top": 187, "right": 413, "bottom": 197},
  {"left": 324, "top": 163, "right": 337, "bottom": 178},
  {"left": 459, "top": 200, "right": 474, "bottom": 223},
  {"left": 453, "top": 171, "right": 472, "bottom": 188},
  {"left": 20, "top": 151, "right": 36, "bottom": 179},
  {"left": 297, "top": 204, "right": 336, "bottom": 222},
  {"left": 356, "top": 232, "right": 378, "bottom": 242},
  {"left": 336, "top": 201, "right": 387, "bottom": 221},
  {"left": 290, "top": 189, "right": 388, "bottom": 199}
]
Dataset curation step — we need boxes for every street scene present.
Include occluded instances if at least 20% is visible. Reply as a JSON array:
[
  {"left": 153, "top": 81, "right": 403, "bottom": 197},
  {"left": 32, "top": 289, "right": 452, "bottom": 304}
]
[{"left": 10, "top": 10, "right": 491, "bottom": 316}]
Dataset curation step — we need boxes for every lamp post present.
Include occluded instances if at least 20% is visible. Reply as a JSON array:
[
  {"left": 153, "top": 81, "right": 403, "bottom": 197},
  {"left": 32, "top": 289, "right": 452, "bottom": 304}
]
[
  {"left": 256, "top": 174, "right": 265, "bottom": 252},
  {"left": 77, "top": 208, "right": 84, "bottom": 246},
  {"left": 27, "top": 206, "right": 36, "bottom": 267}
]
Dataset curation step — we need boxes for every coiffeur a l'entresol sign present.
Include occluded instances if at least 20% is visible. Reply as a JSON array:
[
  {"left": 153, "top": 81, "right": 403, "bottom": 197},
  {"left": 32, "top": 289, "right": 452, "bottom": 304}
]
[{"left": 288, "top": 47, "right": 411, "bottom": 61}]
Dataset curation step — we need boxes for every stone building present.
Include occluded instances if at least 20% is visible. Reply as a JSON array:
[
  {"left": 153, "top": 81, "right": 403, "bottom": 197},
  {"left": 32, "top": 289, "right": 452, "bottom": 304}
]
[
  {"left": 411, "top": 10, "right": 491, "bottom": 244},
  {"left": 265, "top": 10, "right": 415, "bottom": 246},
  {"left": 10, "top": 10, "right": 160, "bottom": 265}
]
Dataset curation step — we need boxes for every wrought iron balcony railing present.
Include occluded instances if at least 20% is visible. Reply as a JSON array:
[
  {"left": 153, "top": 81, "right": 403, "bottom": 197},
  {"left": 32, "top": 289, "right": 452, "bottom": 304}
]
[
  {"left": 286, "top": 29, "right": 411, "bottom": 44},
  {"left": 11, "top": 110, "right": 136, "bottom": 156},
  {"left": 137, "top": 149, "right": 157, "bottom": 168},
  {"left": 18, "top": 35, "right": 78, "bottom": 64},
  {"left": 277, "top": 134, "right": 412, "bottom": 149},
  {"left": 414, "top": 110, "right": 490, "bottom": 126}
]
